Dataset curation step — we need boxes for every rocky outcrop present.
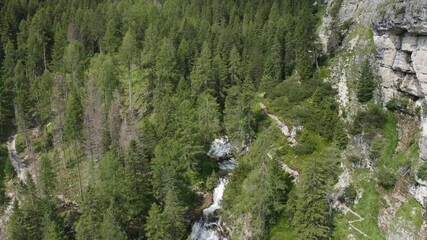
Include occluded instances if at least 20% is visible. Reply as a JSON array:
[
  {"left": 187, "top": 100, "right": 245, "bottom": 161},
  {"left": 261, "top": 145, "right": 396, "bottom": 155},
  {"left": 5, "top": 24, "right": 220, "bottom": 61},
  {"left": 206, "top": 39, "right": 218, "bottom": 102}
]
[
  {"left": 323, "top": 0, "right": 427, "bottom": 159},
  {"left": 374, "top": 32, "right": 427, "bottom": 102},
  {"left": 374, "top": 26, "right": 427, "bottom": 160},
  {"left": 320, "top": 0, "right": 427, "bottom": 237}
]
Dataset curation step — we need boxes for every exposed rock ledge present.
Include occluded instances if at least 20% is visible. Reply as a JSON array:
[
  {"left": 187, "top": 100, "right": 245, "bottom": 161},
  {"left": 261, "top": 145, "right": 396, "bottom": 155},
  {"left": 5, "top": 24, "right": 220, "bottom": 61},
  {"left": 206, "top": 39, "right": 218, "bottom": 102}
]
[
  {"left": 373, "top": 20, "right": 427, "bottom": 160},
  {"left": 373, "top": 28, "right": 427, "bottom": 102},
  {"left": 375, "top": 19, "right": 427, "bottom": 36}
]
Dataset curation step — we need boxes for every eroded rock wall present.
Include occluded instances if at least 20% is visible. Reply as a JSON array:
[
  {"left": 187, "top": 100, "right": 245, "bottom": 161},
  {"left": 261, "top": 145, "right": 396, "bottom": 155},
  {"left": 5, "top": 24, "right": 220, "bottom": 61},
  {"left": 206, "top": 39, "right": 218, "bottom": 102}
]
[
  {"left": 374, "top": 32, "right": 427, "bottom": 102},
  {"left": 321, "top": 1, "right": 427, "bottom": 237}
]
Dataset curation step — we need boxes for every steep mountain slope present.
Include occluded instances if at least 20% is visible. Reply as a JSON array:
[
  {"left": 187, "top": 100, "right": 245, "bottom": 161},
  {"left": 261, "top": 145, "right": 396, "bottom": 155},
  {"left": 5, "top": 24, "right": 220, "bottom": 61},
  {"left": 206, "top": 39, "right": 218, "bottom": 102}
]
[
  {"left": 0, "top": 0, "right": 427, "bottom": 239},
  {"left": 316, "top": 0, "right": 427, "bottom": 239}
]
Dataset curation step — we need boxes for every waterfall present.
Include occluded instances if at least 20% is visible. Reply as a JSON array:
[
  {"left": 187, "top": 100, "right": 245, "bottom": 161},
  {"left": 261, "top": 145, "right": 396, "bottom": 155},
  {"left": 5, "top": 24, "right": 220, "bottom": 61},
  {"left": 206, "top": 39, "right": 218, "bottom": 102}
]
[
  {"left": 203, "top": 178, "right": 228, "bottom": 216},
  {"left": 190, "top": 137, "right": 236, "bottom": 240}
]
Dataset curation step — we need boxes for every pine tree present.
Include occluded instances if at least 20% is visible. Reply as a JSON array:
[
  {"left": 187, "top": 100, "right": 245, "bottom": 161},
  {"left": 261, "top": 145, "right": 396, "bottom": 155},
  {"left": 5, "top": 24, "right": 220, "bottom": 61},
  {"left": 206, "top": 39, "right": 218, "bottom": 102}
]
[
  {"left": 196, "top": 92, "right": 220, "bottom": 144},
  {"left": 228, "top": 46, "right": 242, "bottom": 87},
  {"left": 64, "top": 91, "right": 83, "bottom": 141},
  {"left": 38, "top": 155, "right": 56, "bottom": 197},
  {"left": 224, "top": 76, "right": 255, "bottom": 146},
  {"left": 162, "top": 189, "right": 186, "bottom": 240},
  {"left": 14, "top": 60, "right": 33, "bottom": 134},
  {"left": 75, "top": 186, "right": 102, "bottom": 240},
  {"left": 145, "top": 203, "right": 170, "bottom": 240},
  {"left": 357, "top": 60, "right": 375, "bottom": 103},
  {"left": 294, "top": 3, "right": 315, "bottom": 81},
  {"left": 124, "top": 140, "right": 152, "bottom": 238},
  {"left": 63, "top": 42, "right": 85, "bottom": 90},
  {"left": 119, "top": 30, "right": 138, "bottom": 116},
  {"left": 212, "top": 53, "right": 228, "bottom": 105},
  {"left": 0, "top": 41, "right": 16, "bottom": 127},
  {"left": 100, "top": 206, "right": 127, "bottom": 240},
  {"left": 42, "top": 218, "right": 66, "bottom": 240},
  {"left": 8, "top": 174, "right": 44, "bottom": 240},
  {"left": 288, "top": 152, "right": 338, "bottom": 240},
  {"left": 42, "top": 204, "right": 67, "bottom": 240},
  {"left": 190, "top": 42, "right": 212, "bottom": 96},
  {"left": 88, "top": 54, "right": 119, "bottom": 108},
  {"left": 153, "top": 38, "right": 178, "bottom": 110},
  {"left": 102, "top": 17, "right": 122, "bottom": 53}
]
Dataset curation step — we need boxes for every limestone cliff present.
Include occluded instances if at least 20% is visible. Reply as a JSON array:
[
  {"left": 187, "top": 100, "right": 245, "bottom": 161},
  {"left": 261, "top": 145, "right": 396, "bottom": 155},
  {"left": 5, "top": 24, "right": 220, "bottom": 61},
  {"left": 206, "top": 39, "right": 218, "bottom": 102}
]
[{"left": 321, "top": 0, "right": 427, "bottom": 239}]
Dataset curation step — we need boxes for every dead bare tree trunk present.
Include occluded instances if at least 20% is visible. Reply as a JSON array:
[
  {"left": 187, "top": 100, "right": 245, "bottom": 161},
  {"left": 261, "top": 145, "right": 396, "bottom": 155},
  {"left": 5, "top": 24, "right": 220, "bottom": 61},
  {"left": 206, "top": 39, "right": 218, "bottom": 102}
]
[
  {"left": 73, "top": 138, "right": 83, "bottom": 201},
  {"left": 128, "top": 66, "right": 133, "bottom": 119},
  {"left": 43, "top": 44, "right": 47, "bottom": 71},
  {"left": 53, "top": 74, "right": 68, "bottom": 169},
  {"left": 84, "top": 76, "right": 104, "bottom": 161}
]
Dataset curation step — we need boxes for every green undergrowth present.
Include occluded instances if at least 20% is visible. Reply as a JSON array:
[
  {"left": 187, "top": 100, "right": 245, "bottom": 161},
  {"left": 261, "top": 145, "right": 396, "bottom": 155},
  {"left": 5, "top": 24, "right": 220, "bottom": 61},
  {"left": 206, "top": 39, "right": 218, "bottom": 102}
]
[
  {"left": 334, "top": 169, "right": 386, "bottom": 239},
  {"left": 378, "top": 112, "right": 419, "bottom": 173},
  {"left": 376, "top": 113, "right": 399, "bottom": 170},
  {"left": 270, "top": 218, "right": 297, "bottom": 239},
  {"left": 394, "top": 198, "right": 423, "bottom": 229},
  {"left": 0, "top": 143, "right": 14, "bottom": 211}
]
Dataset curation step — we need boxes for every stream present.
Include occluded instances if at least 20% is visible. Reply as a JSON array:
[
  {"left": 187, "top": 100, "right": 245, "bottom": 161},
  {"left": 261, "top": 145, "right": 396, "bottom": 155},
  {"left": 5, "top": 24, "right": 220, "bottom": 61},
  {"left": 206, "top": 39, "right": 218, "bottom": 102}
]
[
  {"left": 7, "top": 134, "right": 26, "bottom": 181},
  {"left": 190, "top": 137, "right": 236, "bottom": 240}
]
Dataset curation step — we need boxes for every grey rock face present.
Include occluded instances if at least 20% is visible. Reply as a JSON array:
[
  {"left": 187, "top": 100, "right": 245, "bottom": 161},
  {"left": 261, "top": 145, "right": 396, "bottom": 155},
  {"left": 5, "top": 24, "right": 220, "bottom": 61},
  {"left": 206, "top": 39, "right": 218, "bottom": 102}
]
[
  {"left": 392, "top": 51, "right": 413, "bottom": 73},
  {"left": 374, "top": 33, "right": 427, "bottom": 99},
  {"left": 402, "top": 36, "right": 417, "bottom": 52},
  {"left": 399, "top": 74, "right": 422, "bottom": 98},
  {"left": 374, "top": 29, "right": 427, "bottom": 160}
]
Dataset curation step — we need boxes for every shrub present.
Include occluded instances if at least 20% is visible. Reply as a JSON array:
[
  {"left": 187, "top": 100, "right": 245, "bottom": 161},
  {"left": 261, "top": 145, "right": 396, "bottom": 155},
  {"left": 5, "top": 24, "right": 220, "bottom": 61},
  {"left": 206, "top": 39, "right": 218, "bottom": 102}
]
[
  {"left": 348, "top": 155, "right": 362, "bottom": 165},
  {"left": 334, "top": 124, "right": 348, "bottom": 149},
  {"left": 15, "top": 133, "right": 25, "bottom": 153},
  {"left": 396, "top": 6, "right": 406, "bottom": 14},
  {"left": 338, "top": 184, "right": 357, "bottom": 205},
  {"left": 293, "top": 132, "right": 316, "bottom": 155},
  {"left": 369, "top": 137, "right": 384, "bottom": 160},
  {"left": 32, "top": 139, "right": 43, "bottom": 153},
  {"left": 415, "top": 106, "right": 421, "bottom": 116},
  {"left": 206, "top": 171, "right": 219, "bottom": 190},
  {"left": 386, "top": 98, "right": 408, "bottom": 112},
  {"left": 351, "top": 103, "right": 386, "bottom": 135},
  {"left": 417, "top": 162, "right": 427, "bottom": 181},
  {"left": 378, "top": 169, "right": 396, "bottom": 190}
]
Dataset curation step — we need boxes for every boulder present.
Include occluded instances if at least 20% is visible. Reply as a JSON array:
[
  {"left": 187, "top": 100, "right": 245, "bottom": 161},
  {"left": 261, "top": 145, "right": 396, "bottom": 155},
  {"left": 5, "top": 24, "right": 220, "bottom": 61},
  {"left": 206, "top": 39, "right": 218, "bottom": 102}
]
[
  {"left": 392, "top": 51, "right": 414, "bottom": 73},
  {"left": 399, "top": 74, "right": 423, "bottom": 98},
  {"left": 402, "top": 35, "right": 417, "bottom": 52}
]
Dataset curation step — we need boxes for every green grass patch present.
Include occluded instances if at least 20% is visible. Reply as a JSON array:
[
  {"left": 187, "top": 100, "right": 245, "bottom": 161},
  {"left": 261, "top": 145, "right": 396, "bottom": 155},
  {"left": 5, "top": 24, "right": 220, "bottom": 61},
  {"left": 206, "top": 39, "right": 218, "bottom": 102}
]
[
  {"left": 394, "top": 198, "right": 423, "bottom": 229},
  {"left": 377, "top": 113, "right": 419, "bottom": 173},
  {"left": 270, "top": 218, "right": 297, "bottom": 240},
  {"left": 376, "top": 113, "right": 398, "bottom": 168},
  {"left": 334, "top": 170, "right": 385, "bottom": 239}
]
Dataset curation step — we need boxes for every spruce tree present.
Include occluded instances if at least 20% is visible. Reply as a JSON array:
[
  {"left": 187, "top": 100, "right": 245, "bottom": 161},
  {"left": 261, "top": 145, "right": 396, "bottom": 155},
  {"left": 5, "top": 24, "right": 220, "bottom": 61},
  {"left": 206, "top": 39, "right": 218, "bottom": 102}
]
[
  {"left": 294, "top": 3, "right": 315, "bottom": 81},
  {"left": 100, "top": 206, "right": 127, "bottom": 240},
  {"left": 196, "top": 92, "right": 221, "bottom": 144},
  {"left": 119, "top": 30, "right": 138, "bottom": 116},
  {"left": 145, "top": 203, "right": 170, "bottom": 240},
  {"left": 357, "top": 60, "right": 375, "bottom": 103},
  {"left": 190, "top": 42, "right": 212, "bottom": 96}
]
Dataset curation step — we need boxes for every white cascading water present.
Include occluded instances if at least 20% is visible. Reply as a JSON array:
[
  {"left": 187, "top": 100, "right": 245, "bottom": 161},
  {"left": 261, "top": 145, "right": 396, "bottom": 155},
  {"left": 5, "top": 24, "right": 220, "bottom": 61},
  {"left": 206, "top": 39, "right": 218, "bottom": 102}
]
[
  {"left": 190, "top": 137, "right": 236, "bottom": 240},
  {"left": 207, "top": 137, "right": 232, "bottom": 159},
  {"left": 203, "top": 178, "right": 228, "bottom": 216}
]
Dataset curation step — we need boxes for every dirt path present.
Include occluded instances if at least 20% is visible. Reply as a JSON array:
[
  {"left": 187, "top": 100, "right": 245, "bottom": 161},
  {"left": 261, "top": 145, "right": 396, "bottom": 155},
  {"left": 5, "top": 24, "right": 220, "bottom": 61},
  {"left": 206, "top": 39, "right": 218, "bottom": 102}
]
[
  {"left": 260, "top": 101, "right": 370, "bottom": 238},
  {"left": 259, "top": 102, "right": 301, "bottom": 146}
]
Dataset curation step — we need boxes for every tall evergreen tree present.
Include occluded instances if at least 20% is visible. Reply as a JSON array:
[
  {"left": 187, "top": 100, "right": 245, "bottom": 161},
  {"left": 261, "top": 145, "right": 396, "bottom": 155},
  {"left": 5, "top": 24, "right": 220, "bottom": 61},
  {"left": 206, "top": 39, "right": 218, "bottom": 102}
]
[
  {"left": 145, "top": 203, "right": 170, "bottom": 240},
  {"left": 119, "top": 30, "right": 138, "bottom": 116},
  {"left": 357, "top": 60, "right": 375, "bottom": 103},
  {"left": 190, "top": 42, "right": 212, "bottom": 96},
  {"left": 294, "top": 3, "right": 315, "bottom": 81}
]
